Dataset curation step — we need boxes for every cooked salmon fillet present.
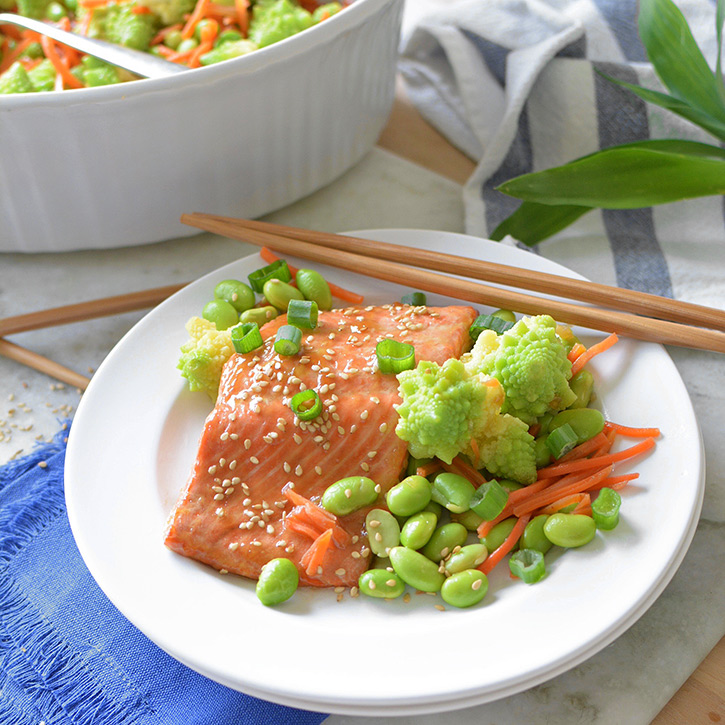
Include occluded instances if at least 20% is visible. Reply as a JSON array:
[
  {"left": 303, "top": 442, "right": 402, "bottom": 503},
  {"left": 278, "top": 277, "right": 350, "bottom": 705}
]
[{"left": 164, "top": 303, "right": 477, "bottom": 587}]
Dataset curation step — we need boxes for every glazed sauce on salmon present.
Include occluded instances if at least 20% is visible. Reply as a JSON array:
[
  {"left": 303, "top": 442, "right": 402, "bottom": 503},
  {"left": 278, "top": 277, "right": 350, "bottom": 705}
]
[{"left": 164, "top": 303, "right": 476, "bottom": 587}]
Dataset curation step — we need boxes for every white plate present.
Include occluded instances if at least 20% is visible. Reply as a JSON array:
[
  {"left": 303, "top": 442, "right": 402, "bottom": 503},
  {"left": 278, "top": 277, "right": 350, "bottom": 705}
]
[{"left": 65, "top": 230, "right": 704, "bottom": 716}]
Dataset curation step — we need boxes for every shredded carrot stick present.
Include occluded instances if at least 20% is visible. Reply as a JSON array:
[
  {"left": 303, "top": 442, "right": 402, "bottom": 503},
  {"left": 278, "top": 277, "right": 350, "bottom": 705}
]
[
  {"left": 535, "top": 437, "right": 656, "bottom": 479},
  {"left": 478, "top": 514, "right": 530, "bottom": 575},
  {"left": 40, "top": 35, "right": 84, "bottom": 89},
  {"left": 588, "top": 472, "right": 639, "bottom": 492},
  {"left": 0, "top": 36, "right": 34, "bottom": 73},
  {"left": 537, "top": 492, "right": 590, "bottom": 516},
  {"left": 77, "top": 0, "right": 109, "bottom": 8},
  {"left": 182, "top": 0, "right": 210, "bottom": 39},
  {"left": 260, "top": 246, "right": 365, "bottom": 304},
  {"left": 206, "top": 3, "right": 238, "bottom": 17},
  {"left": 605, "top": 421, "right": 661, "bottom": 438},
  {"left": 555, "top": 431, "right": 610, "bottom": 464},
  {"left": 187, "top": 18, "right": 217, "bottom": 66},
  {"left": 285, "top": 516, "right": 320, "bottom": 541},
  {"left": 152, "top": 43, "right": 177, "bottom": 58},
  {"left": 441, "top": 457, "right": 488, "bottom": 489},
  {"left": 303, "top": 528, "right": 334, "bottom": 577},
  {"left": 131, "top": 5, "right": 153, "bottom": 13},
  {"left": 476, "top": 509, "right": 511, "bottom": 539},
  {"left": 234, "top": 0, "right": 249, "bottom": 35},
  {"left": 570, "top": 333, "right": 619, "bottom": 376},
  {"left": 416, "top": 460, "right": 441, "bottom": 478},
  {"left": 567, "top": 342, "right": 586, "bottom": 363},
  {"left": 513, "top": 465, "right": 613, "bottom": 517}
]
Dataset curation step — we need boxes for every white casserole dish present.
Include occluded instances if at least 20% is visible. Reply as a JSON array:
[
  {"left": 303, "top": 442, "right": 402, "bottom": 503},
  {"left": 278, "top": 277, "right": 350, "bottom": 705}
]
[{"left": 0, "top": 0, "right": 403, "bottom": 252}]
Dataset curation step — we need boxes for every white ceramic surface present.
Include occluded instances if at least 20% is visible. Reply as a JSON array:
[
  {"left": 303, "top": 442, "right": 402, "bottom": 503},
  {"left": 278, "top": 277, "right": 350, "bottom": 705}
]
[
  {"left": 0, "top": 0, "right": 403, "bottom": 253},
  {"left": 64, "top": 230, "right": 704, "bottom": 716}
]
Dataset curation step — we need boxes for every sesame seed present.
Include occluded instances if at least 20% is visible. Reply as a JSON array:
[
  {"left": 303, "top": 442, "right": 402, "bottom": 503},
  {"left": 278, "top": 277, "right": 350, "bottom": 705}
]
[
  {"left": 386, "top": 579, "right": 397, "bottom": 587},
  {"left": 337, "top": 426, "right": 345, "bottom": 435},
  {"left": 229, "top": 542, "right": 239, "bottom": 551},
  {"left": 435, "top": 605, "right": 445, "bottom": 612},
  {"left": 350, "top": 424, "right": 357, "bottom": 433},
  {"left": 367, "top": 451, "right": 377, "bottom": 459},
  {"left": 293, "top": 434, "right": 302, "bottom": 444},
  {"left": 335, "top": 568, "right": 346, "bottom": 577},
  {"left": 351, "top": 551, "right": 361, "bottom": 559},
  {"left": 266, "top": 525, "right": 275, "bottom": 534},
  {"left": 37, "top": 461, "right": 48, "bottom": 469},
  {"left": 208, "top": 465, "right": 217, "bottom": 474},
  {"left": 360, "top": 462, "right": 370, "bottom": 472},
  {"left": 213, "top": 493, "right": 224, "bottom": 501},
  {"left": 374, "top": 532, "right": 382, "bottom": 542},
  {"left": 220, "top": 432, "right": 229, "bottom": 441},
  {"left": 379, "top": 423, "right": 388, "bottom": 433},
  {"left": 295, "top": 465, "right": 303, "bottom": 476},
  {"left": 344, "top": 488, "right": 352, "bottom": 498},
  {"left": 244, "top": 439, "right": 251, "bottom": 449},
  {"left": 360, "top": 410, "right": 369, "bottom": 420},
  {"left": 212, "top": 486, "right": 224, "bottom": 493},
  {"left": 368, "top": 519, "right": 380, "bottom": 528},
  {"left": 369, "top": 580, "right": 377, "bottom": 590},
  {"left": 229, "top": 460, "right": 237, "bottom": 470},
  {"left": 283, "top": 462, "right": 291, "bottom": 473},
  {"left": 250, "top": 456, "right": 259, "bottom": 464}
]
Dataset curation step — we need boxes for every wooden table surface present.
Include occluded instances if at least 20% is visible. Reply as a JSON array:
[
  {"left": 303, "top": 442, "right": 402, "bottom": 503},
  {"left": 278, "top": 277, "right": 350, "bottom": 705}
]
[{"left": 376, "top": 78, "right": 725, "bottom": 725}]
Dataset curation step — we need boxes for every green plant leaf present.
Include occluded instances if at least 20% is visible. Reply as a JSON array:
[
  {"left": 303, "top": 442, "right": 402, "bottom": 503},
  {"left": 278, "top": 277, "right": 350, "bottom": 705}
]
[
  {"left": 489, "top": 202, "right": 592, "bottom": 246},
  {"left": 597, "top": 70, "right": 725, "bottom": 142},
  {"left": 639, "top": 0, "right": 725, "bottom": 121},
  {"left": 496, "top": 140, "right": 725, "bottom": 208},
  {"left": 716, "top": 0, "right": 725, "bottom": 102}
]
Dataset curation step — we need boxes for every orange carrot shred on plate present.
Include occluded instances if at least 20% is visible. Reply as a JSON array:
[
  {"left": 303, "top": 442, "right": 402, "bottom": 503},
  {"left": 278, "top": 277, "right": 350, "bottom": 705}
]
[
  {"left": 234, "top": 0, "right": 249, "bottom": 35},
  {"left": 285, "top": 515, "right": 321, "bottom": 541},
  {"left": 589, "top": 472, "right": 639, "bottom": 492},
  {"left": 570, "top": 333, "right": 619, "bottom": 376},
  {"left": 449, "top": 456, "right": 489, "bottom": 488},
  {"left": 536, "top": 436, "right": 656, "bottom": 479},
  {"left": 605, "top": 421, "right": 661, "bottom": 438},
  {"left": 40, "top": 35, "right": 84, "bottom": 89},
  {"left": 416, "top": 460, "right": 442, "bottom": 478},
  {"left": 478, "top": 514, "right": 530, "bottom": 575},
  {"left": 537, "top": 492, "right": 590, "bottom": 516},
  {"left": 303, "top": 528, "right": 334, "bottom": 577},
  {"left": 0, "top": 37, "right": 34, "bottom": 73},
  {"left": 181, "top": 0, "right": 211, "bottom": 39},
  {"left": 567, "top": 342, "right": 586, "bottom": 363},
  {"left": 260, "top": 246, "right": 364, "bottom": 304},
  {"left": 513, "top": 465, "right": 613, "bottom": 517},
  {"left": 476, "top": 507, "right": 512, "bottom": 538}
]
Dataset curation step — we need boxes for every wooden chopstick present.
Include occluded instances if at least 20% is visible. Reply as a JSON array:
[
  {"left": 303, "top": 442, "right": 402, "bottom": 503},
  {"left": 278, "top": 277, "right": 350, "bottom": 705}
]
[
  {"left": 181, "top": 213, "right": 725, "bottom": 354},
  {"left": 0, "top": 282, "right": 187, "bottom": 337},
  {"left": 188, "top": 213, "right": 725, "bottom": 333},
  {"left": 0, "top": 339, "right": 91, "bottom": 390}
]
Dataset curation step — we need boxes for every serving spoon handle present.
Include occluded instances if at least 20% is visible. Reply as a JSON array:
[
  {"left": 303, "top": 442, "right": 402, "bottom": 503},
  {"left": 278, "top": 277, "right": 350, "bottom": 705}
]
[{"left": 0, "top": 12, "right": 186, "bottom": 78}]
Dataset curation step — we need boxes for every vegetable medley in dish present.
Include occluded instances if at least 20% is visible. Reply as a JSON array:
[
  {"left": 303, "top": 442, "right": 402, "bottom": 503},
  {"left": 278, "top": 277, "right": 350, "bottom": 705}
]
[
  {"left": 0, "top": 0, "right": 347, "bottom": 93},
  {"left": 166, "top": 250, "right": 659, "bottom": 610}
]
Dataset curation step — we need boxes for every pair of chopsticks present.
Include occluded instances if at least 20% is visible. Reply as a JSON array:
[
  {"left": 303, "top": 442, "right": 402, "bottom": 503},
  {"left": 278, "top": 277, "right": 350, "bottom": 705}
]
[
  {"left": 0, "top": 283, "right": 185, "bottom": 389},
  {"left": 179, "top": 213, "right": 725, "bottom": 353}
]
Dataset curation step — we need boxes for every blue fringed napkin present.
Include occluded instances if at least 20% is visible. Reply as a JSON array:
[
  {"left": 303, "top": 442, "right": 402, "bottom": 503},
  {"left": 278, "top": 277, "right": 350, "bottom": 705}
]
[{"left": 0, "top": 427, "right": 328, "bottom": 725}]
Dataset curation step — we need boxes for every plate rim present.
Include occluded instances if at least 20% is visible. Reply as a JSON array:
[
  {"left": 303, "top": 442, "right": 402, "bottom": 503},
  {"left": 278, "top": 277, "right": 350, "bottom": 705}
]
[{"left": 65, "top": 228, "right": 705, "bottom": 715}]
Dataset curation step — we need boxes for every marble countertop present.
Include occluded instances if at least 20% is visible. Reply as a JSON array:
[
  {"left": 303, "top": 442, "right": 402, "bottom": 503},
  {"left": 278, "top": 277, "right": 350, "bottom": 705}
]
[{"left": 1, "top": 110, "right": 724, "bottom": 722}]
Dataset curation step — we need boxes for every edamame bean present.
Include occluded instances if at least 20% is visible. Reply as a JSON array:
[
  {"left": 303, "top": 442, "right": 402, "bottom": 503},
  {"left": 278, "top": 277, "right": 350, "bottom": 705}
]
[
  {"left": 440, "top": 569, "right": 488, "bottom": 608},
  {"left": 451, "top": 509, "right": 484, "bottom": 531},
  {"left": 358, "top": 569, "right": 405, "bottom": 599},
  {"left": 421, "top": 522, "right": 468, "bottom": 562},
  {"left": 295, "top": 269, "right": 333, "bottom": 310},
  {"left": 263, "top": 278, "right": 303, "bottom": 311},
  {"left": 202, "top": 299, "right": 239, "bottom": 330},
  {"left": 255, "top": 558, "right": 299, "bottom": 606},
  {"left": 534, "top": 436, "right": 552, "bottom": 468},
  {"left": 386, "top": 475, "right": 432, "bottom": 517},
  {"left": 431, "top": 472, "right": 475, "bottom": 513},
  {"left": 389, "top": 546, "right": 445, "bottom": 592},
  {"left": 240, "top": 305, "right": 277, "bottom": 326},
  {"left": 164, "top": 28, "right": 183, "bottom": 49},
  {"left": 543, "top": 513, "right": 596, "bottom": 548},
  {"left": 536, "top": 412, "right": 555, "bottom": 437},
  {"left": 568, "top": 370, "right": 594, "bottom": 409},
  {"left": 322, "top": 476, "right": 378, "bottom": 516},
  {"left": 366, "top": 509, "right": 400, "bottom": 557},
  {"left": 214, "top": 279, "right": 255, "bottom": 313},
  {"left": 400, "top": 511, "right": 438, "bottom": 550},
  {"left": 422, "top": 500, "right": 443, "bottom": 517},
  {"left": 520, "top": 515, "right": 553, "bottom": 554},
  {"left": 480, "top": 517, "right": 518, "bottom": 553},
  {"left": 445, "top": 543, "right": 488, "bottom": 573},
  {"left": 549, "top": 408, "right": 605, "bottom": 443},
  {"left": 177, "top": 37, "right": 199, "bottom": 53}
]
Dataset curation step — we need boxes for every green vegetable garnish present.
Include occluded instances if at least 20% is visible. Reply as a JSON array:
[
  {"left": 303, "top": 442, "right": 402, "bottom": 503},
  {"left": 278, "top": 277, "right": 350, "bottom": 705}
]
[
  {"left": 546, "top": 423, "right": 579, "bottom": 459},
  {"left": 289, "top": 389, "right": 322, "bottom": 421},
  {"left": 401, "top": 292, "right": 427, "bottom": 306},
  {"left": 248, "top": 259, "right": 292, "bottom": 293},
  {"left": 274, "top": 324, "right": 301, "bottom": 356},
  {"left": 231, "top": 322, "right": 263, "bottom": 354},
  {"left": 287, "top": 298, "right": 318, "bottom": 329},
  {"left": 469, "top": 480, "right": 509, "bottom": 521},
  {"left": 469, "top": 314, "right": 515, "bottom": 339},
  {"left": 375, "top": 339, "right": 415, "bottom": 374},
  {"left": 592, "top": 487, "right": 622, "bottom": 530},
  {"left": 509, "top": 548, "right": 546, "bottom": 584}
]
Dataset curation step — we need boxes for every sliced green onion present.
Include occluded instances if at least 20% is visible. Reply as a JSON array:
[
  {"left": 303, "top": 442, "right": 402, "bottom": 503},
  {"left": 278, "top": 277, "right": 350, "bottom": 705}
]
[
  {"left": 592, "top": 487, "right": 622, "bottom": 530},
  {"left": 509, "top": 548, "right": 546, "bottom": 584},
  {"left": 248, "top": 259, "right": 292, "bottom": 293},
  {"left": 375, "top": 339, "right": 415, "bottom": 374},
  {"left": 469, "top": 480, "right": 509, "bottom": 520},
  {"left": 546, "top": 423, "right": 579, "bottom": 459},
  {"left": 290, "top": 389, "right": 322, "bottom": 420},
  {"left": 401, "top": 291, "right": 427, "bottom": 306},
  {"left": 491, "top": 309, "right": 516, "bottom": 323},
  {"left": 287, "top": 298, "right": 318, "bottom": 329},
  {"left": 274, "top": 325, "right": 302, "bottom": 356},
  {"left": 469, "top": 314, "right": 515, "bottom": 339},
  {"left": 231, "top": 322, "right": 263, "bottom": 354}
]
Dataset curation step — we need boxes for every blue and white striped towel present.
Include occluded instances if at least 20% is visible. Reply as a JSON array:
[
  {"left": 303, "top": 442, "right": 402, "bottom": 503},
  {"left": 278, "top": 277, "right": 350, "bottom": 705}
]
[{"left": 399, "top": 0, "right": 725, "bottom": 304}]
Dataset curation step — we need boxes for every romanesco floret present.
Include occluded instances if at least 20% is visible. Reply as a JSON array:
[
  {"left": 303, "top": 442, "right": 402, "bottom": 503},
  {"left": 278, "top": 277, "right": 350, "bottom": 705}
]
[
  {"left": 464, "top": 414, "right": 537, "bottom": 485},
  {"left": 248, "top": 0, "right": 314, "bottom": 48},
  {"left": 102, "top": 4, "right": 158, "bottom": 50},
  {"left": 177, "top": 316, "right": 234, "bottom": 399},
  {"left": 0, "top": 62, "right": 34, "bottom": 94},
  {"left": 395, "top": 358, "right": 500, "bottom": 464},
  {"left": 464, "top": 315, "right": 576, "bottom": 425}
]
